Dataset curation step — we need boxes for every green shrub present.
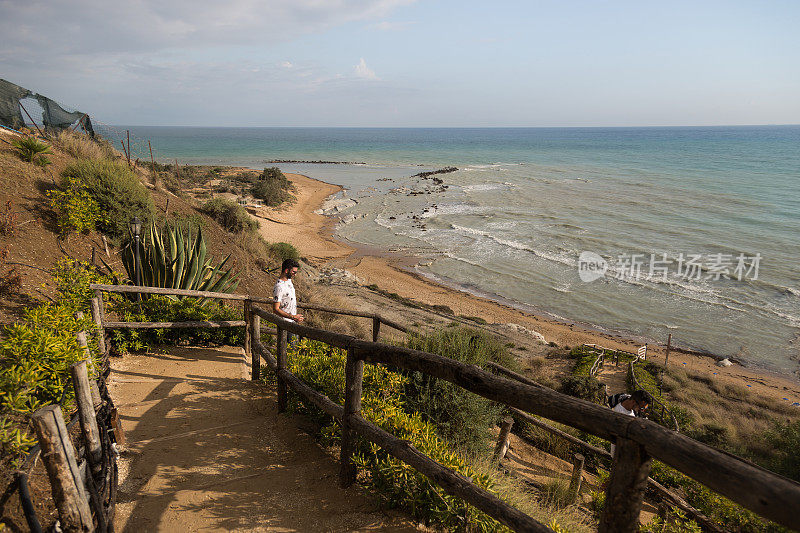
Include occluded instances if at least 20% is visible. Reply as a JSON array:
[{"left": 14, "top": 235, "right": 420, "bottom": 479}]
[
  {"left": 285, "top": 339, "right": 511, "bottom": 531},
  {"left": 404, "top": 327, "right": 515, "bottom": 453},
  {"left": 60, "top": 159, "right": 155, "bottom": 240},
  {"left": 11, "top": 136, "right": 52, "bottom": 165},
  {"left": 109, "top": 296, "right": 244, "bottom": 353},
  {"left": 640, "top": 508, "right": 701, "bottom": 533},
  {"left": 251, "top": 167, "right": 293, "bottom": 206},
  {"left": 559, "top": 375, "right": 605, "bottom": 404},
  {"left": 0, "top": 260, "right": 106, "bottom": 467},
  {"left": 201, "top": 198, "right": 257, "bottom": 233},
  {"left": 48, "top": 173, "right": 104, "bottom": 234},
  {"left": 764, "top": 420, "right": 800, "bottom": 481},
  {"left": 268, "top": 242, "right": 299, "bottom": 262}
]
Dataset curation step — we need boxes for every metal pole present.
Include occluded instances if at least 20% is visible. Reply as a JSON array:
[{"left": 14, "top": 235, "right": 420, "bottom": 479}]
[{"left": 18, "top": 102, "right": 45, "bottom": 138}]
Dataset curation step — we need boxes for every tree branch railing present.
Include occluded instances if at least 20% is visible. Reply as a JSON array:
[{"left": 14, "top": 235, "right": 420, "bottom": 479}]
[{"left": 248, "top": 303, "right": 800, "bottom": 533}]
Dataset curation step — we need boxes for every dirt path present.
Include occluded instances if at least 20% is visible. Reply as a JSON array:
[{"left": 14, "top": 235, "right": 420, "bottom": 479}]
[{"left": 109, "top": 346, "right": 419, "bottom": 532}]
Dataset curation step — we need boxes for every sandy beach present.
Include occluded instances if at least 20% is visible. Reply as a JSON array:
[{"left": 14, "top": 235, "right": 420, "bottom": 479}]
[{"left": 251, "top": 173, "right": 800, "bottom": 405}]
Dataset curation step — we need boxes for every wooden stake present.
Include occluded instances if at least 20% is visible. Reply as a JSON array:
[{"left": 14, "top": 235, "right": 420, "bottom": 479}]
[
  {"left": 31, "top": 405, "right": 94, "bottom": 532},
  {"left": 599, "top": 438, "right": 652, "bottom": 532},
  {"left": 664, "top": 333, "right": 672, "bottom": 369},
  {"left": 340, "top": 347, "right": 364, "bottom": 487},
  {"left": 568, "top": 453, "right": 585, "bottom": 503},
  {"left": 492, "top": 417, "right": 514, "bottom": 463},
  {"left": 372, "top": 315, "right": 381, "bottom": 343},
  {"left": 126, "top": 129, "right": 131, "bottom": 167},
  {"left": 70, "top": 361, "right": 102, "bottom": 476},
  {"left": 101, "top": 235, "right": 110, "bottom": 257},
  {"left": 248, "top": 302, "right": 261, "bottom": 381},
  {"left": 90, "top": 293, "right": 106, "bottom": 357},
  {"left": 276, "top": 326, "right": 287, "bottom": 412},
  {"left": 148, "top": 140, "right": 156, "bottom": 186}
]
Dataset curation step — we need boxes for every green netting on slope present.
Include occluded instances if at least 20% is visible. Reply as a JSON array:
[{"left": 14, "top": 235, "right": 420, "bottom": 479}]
[{"left": 0, "top": 78, "right": 94, "bottom": 135}]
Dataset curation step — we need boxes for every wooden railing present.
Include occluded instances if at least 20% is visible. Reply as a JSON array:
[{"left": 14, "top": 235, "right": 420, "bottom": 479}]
[
  {"left": 249, "top": 303, "right": 800, "bottom": 533},
  {"left": 88, "top": 285, "right": 800, "bottom": 532}
]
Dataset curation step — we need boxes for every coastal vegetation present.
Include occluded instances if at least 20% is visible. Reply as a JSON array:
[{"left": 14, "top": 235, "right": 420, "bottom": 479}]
[
  {"left": 282, "top": 334, "right": 589, "bottom": 532},
  {"left": 201, "top": 197, "right": 258, "bottom": 233},
  {"left": 0, "top": 259, "right": 105, "bottom": 467},
  {"left": 11, "top": 136, "right": 52, "bottom": 167},
  {"left": 52, "top": 158, "right": 155, "bottom": 239},
  {"left": 250, "top": 166, "right": 294, "bottom": 206}
]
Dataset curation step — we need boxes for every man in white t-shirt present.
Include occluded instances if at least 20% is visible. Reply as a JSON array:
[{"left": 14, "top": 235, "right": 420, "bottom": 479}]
[
  {"left": 609, "top": 390, "right": 651, "bottom": 456},
  {"left": 273, "top": 259, "right": 304, "bottom": 323}
]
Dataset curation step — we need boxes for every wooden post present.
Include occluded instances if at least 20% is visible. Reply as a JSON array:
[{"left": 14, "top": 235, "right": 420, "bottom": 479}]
[
  {"left": 126, "top": 129, "right": 131, "bottom": 167},
  {"left": 599, "top": 438, "right": 652, "bottom": 533},
  {"left": 372, "top": 315, "right": 381, "bottom": 342},
  {"left": 340, "top": 347, "right": 364, "bottom": 487},
  {"left": 70, "top": 361, "right": 102, "bottom": 476},
  {"left": 492, "top": 416, "right": 514, "bottom": 463},
  {"left": 90, "top": 294, "right": 106, "bottom": 357},
  {"left": 664, "top": 333, "right": 672, "bottom": 369},
  {"left": 119, "top": 140, "right": 128, "bottom": 160},
  {"left": 148, "top": 140, "right": 156, "bottom": 185},
  {"left": 31, "top": 405, "right": 94, "bottom": 532},
  {"left": 74, "top": 312, "right": 101, "bottom": 408},
  {"left": 101, "top": 235, "right": 110, "bottom": 257},
  {"left": 276, "top": 325, "right": 288, "bottom": 412},
  {"left": 568, "top": 453, "right": 585, "bottom": 503},
  {"left": 249, "top": 303, "right": 261, "bottom": 381}
]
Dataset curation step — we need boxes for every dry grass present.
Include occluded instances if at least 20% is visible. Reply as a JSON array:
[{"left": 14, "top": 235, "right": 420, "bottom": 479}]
[
  {"left": 662, "top": 367, "right": 799, "bottom": 455},
  {"left": 55, "top": 130, "right": 116, "bottom": 160}
]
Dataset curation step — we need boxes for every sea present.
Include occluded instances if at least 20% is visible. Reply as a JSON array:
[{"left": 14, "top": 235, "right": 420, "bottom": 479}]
[{"left": 104, "top": 126, "right": 800, "bottom": 373}]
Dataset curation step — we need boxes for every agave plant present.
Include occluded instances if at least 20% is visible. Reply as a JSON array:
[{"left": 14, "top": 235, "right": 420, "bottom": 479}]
[{"left": 114, "top": 223, "right": 239, "bottom": 298}]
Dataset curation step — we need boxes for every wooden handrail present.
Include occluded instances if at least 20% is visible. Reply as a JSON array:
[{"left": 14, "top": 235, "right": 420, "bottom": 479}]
[
  {"left": 250, "top": 303, "right": 800, "bottom": 531},
  {"left": 88, "top": 284, "right": 407, "bottom": 333}
]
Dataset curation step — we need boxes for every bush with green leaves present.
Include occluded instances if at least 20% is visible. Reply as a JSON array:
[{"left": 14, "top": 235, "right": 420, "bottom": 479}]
[
  {"left": 268, "top": 241, "right": 300, "bottom": 262},
  {"left": 250, "top": 167, "right": 293, "bottom": 206},
  {"left": 285, "top": 339, "right": 519, "bottom": 531},
  {"left": 201, "top": 198, "right": 258, "bottom": 233},
  {"left": 764, "top": 420, "right": 800, "bottom": 481},
  {"left": 11, "top": 136, "right": 52, "bottom": 166},
  {"left": 109, "top": 295, "right": 244, "bottom": 353},
  {"left": 404, "top": 327, "right": 516, "bottom": 453},
  {"left": 48, "top": 173, "right": 104, "bottom": 234},
  {"left": 60, "top": 158, "right": 155, "bottom": 239},
  {"left": 0, "top": 259, "right": 107, "bottom": 467}
]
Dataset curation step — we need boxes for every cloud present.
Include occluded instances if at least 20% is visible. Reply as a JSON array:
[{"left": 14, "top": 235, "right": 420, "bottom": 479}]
[
  {"left": 0, "top": 0, "right": 417, "bottom": 57},
  {"left": 368, "top": 20, "right": 415, "bottom": 31},
  {"left": 354, "top": 58, "right": 378, "bottom": 80}
]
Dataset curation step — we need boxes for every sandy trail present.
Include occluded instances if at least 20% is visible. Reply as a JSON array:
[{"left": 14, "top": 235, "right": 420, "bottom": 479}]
[{"left": 109, "top": 345, "right": 418, "bottom": 532}]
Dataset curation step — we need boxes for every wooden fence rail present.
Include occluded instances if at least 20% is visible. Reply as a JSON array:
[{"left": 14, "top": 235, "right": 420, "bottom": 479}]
[
  {"left": 85, "top": 284, "right": 800, "bottom": 532},
  {"left": 248, "top": 304, "right": 800, "bottom": 533}
]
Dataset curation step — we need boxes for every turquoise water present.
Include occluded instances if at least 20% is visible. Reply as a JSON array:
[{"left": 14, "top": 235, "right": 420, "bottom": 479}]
[{"left": 109, "top": 126, "right": 800, "bottom": 373}]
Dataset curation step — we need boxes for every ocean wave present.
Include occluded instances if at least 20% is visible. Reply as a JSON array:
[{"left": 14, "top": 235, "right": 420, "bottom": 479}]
[
  {"left": 449, "top": 224, "right": 576, "bottom": 267},
  {"left": 461, "top": 183, "right": 509, "bottom": 192}
]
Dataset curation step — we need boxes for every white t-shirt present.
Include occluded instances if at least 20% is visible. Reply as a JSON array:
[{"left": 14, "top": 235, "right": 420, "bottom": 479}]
[
  {"left": 273, "top": 278, "right": 297, "bottom": 318},
  {"left": 610, "top": 401, "right": 636, "bottom": 457},
  {"left": 613, "top": 402, "right": 636, "bottom": 417}
]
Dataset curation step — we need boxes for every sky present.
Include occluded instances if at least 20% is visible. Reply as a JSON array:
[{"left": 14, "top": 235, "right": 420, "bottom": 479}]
[{"left": 1, "top": 0, "right": 799, "bottom": 127}]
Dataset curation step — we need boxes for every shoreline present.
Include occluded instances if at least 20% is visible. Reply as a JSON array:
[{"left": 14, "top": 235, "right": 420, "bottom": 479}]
[{"left": 250, "top": 172, "right": 800, "bottom": 404}]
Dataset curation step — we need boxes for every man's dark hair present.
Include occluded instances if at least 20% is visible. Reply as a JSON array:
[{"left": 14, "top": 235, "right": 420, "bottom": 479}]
[
  {"left": 631, "top": 390, "right": 652, "bottom": 406},
  {"left": 281, "top": 258, "right": 300, "bottom": 272}
]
